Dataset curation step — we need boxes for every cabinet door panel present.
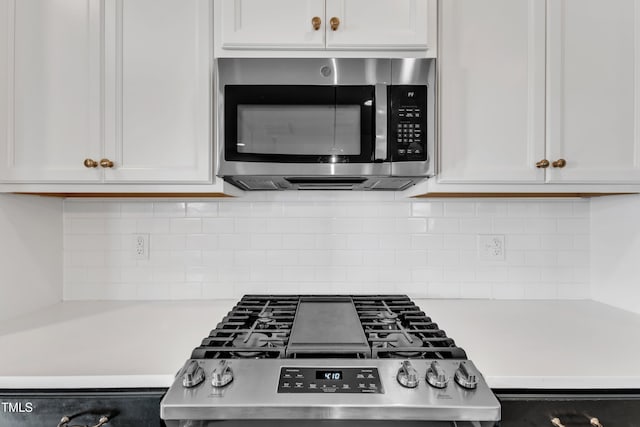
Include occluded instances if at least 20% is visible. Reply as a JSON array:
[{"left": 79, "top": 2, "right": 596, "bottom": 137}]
[
  {"left": 218, "top": 0, "right": 325, "bottom": 50},
  {"left": 104, "top": 0, "right": 211, "bottom": 182},
  {"left": 439, "top": 0, "right": 545, "bottom": 183},
  {"left": 547, "top": 0, "right": 640, "bottom": 183},
  {"left": 325, "top": 0, "right": 429, "bottom": 50},
  {"left": 0, "top": 0, "right": 102, "bottom": 182}
]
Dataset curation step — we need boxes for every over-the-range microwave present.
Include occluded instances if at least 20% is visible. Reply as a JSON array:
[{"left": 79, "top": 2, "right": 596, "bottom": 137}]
[{"left": 216, "top": 58, "right": 434, "bottom": 191}]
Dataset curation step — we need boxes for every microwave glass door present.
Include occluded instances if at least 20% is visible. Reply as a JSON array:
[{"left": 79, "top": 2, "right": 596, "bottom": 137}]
[{"left": 224, "top": 85, "right": 375, "bottom": 163}]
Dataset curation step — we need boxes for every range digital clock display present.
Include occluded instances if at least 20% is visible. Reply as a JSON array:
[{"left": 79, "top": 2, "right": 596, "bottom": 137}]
[{"left": 316, "top": 370, "right": 343, "bottom": 381}]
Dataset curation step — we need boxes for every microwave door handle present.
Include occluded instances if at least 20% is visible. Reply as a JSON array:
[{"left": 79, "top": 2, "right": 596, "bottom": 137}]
[{"left": 374, "top": 83, "right": 388, "bottom": 161}]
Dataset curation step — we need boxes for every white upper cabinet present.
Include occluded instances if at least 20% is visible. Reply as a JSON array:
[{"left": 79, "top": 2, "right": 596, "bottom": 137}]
[
  {"left": 215, "top": 0, "right": 435, "bottom": 55},
  {"left": 103, "top": 0, "right": 211, "bottom": 183},
  {"left": 0, "top": 0, "right": 212, "bottom": 185},
  {"left": 0, "top": 0, "right": 102, "bottom": 182},
  {"left": 439, "top": 0, "right": 546, "bottom": 183},
  {"left": 325, "top": 0, "right": 429, "bottom": 50},
  {"left": 546, "top": 0, "right": 640, "bottom": 183},
  {"left": 217, "top": 0, "right": 326, "bottom": 50}
]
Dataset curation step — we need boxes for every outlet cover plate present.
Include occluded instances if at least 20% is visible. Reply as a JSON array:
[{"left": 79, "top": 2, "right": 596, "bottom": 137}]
[{"left": 477, "top": 234, "right": 505, "bottom": 261}]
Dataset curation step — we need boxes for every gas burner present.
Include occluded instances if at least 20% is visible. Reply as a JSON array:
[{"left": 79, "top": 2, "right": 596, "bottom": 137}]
[
  {"left": 231, "top": 332, "right": 269, "bottom": 358},
  {"left": 376, "top": 311, "right": 398, "bottom": 325},
  {"left": 385, "top": 332, "right": 424, "bottom": 357},
  {"left": 257, "top": 312, "right": 277, "bottom": 327}
]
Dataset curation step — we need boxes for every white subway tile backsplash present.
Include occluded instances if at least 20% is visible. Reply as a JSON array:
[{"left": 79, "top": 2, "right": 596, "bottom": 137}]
[
  {"left": 492, "top": 218, "right": 524, "bottom": 234},
  {"left": 427, "top": 218, "right": 460, "bottom": 234},
  {"left": 169, "top": 283, "right": 203, "bottom": 299},
  {"left": 202, "top": 218, "right": 234, "bottom": 234},
  {"left": 492, "top": 283, "right": 525, "bottom": 299},
  {"left": 444, "top": 202, "right": 476, "bottom": 217},
  {"left": 170, "top": 218, "right": 202, "bottom": 234},
  {"left": 186, "top": 202, "right": 219, "bottom": 218},
  {"left": 120, "top": 202, "right": 154, "bottom": 218},
  {"left": 249, "top": 234, "right": 283, "bottom": 250},
  {"left": 411, "top": 201, "right": 444, "bottom": 217},
  {"left": 459, "top": 218, "right": 492, "bottom": 233},
  {"left": 63, "top": 198, "right": 590, "bottom": 301},
  {"left": 539, "top": 202, "right": 574, "bottom": 217},
  {"left": 476, "top": 201, "right": 508, "bottom": 217},
  {"left": 136, "top": 218, "right": 170, "bottom": 234},
  {"left": 69, "top": 218, "right": 106, "bottom": 235},
  {"left": 396, "top": 218, "right": 427, "bottom": 233},
  {"left": 153, "top": 202, "right": 186, "bottom": 218},
  {"left": 507, "top": 201, "right": 540, "bottom": 217},
  {"left": 65, "top": 201, "right": 120, "bottom": 218},
  {"left": 105, "top": 218, "right": 137, "bottom": 234},
  {"left": 557, "top": 218, "right": 589, "bottom": 234},
  {"left": 411, "top": 234, "right": 443, "bottom": 250},
  {"left": 347, "top": 234, "right": 380, "bottom": 250}
]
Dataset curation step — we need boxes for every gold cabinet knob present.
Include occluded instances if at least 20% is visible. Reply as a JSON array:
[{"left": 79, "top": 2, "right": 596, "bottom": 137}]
[
  {"left": 99, "top": 158, "right": 114, "bottom": 168},
  {"left": 589, "top": 418, "right": 603, "bottom": 427},
  {"left": 311, "top": 16, "right": 321, "bottom": 31},
  {"left": 552, "top": 158, "right": 567, "bottom": 168},
  {"left": 535, "top": 159, "right": 550, "bottom": 169},
  {"left": 551, "top": 418, "right": 565, "bottom": 427},
  {"left": 330, "top": 17, "right": 340, "bottom": 31},
  {"left": 83, "top": 158, "right": 98, "bottom": 168}
]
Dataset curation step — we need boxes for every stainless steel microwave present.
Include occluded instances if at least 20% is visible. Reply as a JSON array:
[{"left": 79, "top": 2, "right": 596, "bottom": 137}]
[{"left": 216, "top": 58, "right": 434, "bottom": 191}]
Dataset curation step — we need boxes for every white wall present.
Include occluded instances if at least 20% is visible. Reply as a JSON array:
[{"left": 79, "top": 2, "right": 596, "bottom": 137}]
[
  {"left": 63, "top": 193, "right": 590, "bottom": 301},
  {"left": 0, "top": 194, "right": 63, "bottom": 321},
  {"left": 591, "top": 194, "right": 640, "bottom": 314}
]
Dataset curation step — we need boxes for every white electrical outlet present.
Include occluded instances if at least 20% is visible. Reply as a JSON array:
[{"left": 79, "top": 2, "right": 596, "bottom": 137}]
[
  {"left": 477, "top": 234, "right": 505, "bottom": 261},
  {"left": 133, "top": 234, "right": 149, "bottom": 260}
]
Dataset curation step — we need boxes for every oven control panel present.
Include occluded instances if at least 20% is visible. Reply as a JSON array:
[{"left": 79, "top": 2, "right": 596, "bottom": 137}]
[
  {"left": 277, "top": 367, "right": 383, "bottom": 394},
  {"left": 389, "top": 85, "right": 428, "bottom": 162}
]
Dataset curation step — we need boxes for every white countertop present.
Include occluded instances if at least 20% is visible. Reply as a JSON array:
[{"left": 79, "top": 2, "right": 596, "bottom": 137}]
[{"left": 0, "top": 299, "right": 639, "bottom": 390}]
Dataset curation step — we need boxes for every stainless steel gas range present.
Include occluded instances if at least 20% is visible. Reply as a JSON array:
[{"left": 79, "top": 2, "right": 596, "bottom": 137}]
[{"left": 161, "top": 295, "right": 500, "bottom": 426}]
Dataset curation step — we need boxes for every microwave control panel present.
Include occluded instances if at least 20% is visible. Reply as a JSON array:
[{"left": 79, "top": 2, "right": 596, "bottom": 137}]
[{"left": 389, "top": 85, "right": 428, "bottom": 162}]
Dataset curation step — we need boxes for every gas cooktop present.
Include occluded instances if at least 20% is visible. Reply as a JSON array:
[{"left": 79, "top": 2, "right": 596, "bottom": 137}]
[
  {"left": 191, "top": 294, "right": 468, "bottom": 360},
  {"left": 161, "top": 295, "right": 500, "bottom": 426}
]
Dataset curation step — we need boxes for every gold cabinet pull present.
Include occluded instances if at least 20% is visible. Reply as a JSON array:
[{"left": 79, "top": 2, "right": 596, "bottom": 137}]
[
  {"left": 58, "top": 415, "right": 109, "bottom": 427},
  {"left": 590, "top": 417, "right": 604, "bottom": 427},
  {"left": 552, "top": 158, "right": 567, "bottom": 168},
  {"left": 329, "top": 17, "right": 340, "bottom": 31},
  {"left": 550, "top": 417, "right": 565, "bottom": 427},
  {"left": 83, "top": 158, "right": 98, "bottom": 168},
  {"left": 311, "top": 16, "right": 321, "bottom": 31},
  {"left": 535, "top": 159, "right": 550, "bottom": 169},
  {"left": 99, "top": 158, "right": 114, "bottom": 168}
]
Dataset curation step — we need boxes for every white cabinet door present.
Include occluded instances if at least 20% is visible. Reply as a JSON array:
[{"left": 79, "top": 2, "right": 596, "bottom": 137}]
[
  {"left": 0, "top": 0, "right": 102, "bottom": 182},
  {"left": 217, "top": 0, "right": 326, "bottom": 50},
  {"left": 325, "top": 0, "right": 429, "bottom": 50},
  {"left": 104, "top": 0, "right": 211, "bottom": 183},
  {"left": 547, "top": 0, "right": 640, "bottom": 183},
  {"left": 438, "top": 0, "right": 546, "bottom": 183}
]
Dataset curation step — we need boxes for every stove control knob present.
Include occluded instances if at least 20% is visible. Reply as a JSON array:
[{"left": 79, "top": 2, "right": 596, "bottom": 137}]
[
  {"left": 454, "top": 362, "right": 478, "bottom": 390},
  {"left": 426, "top": 361, "right": 449, "bottom": 389},
  {"left": 182, "top": 360, "right": 205, "bottom": 388},
  {"left": 212, "top": 360, "right": 233, "bottom": 388},
  {"left": 396, "top": 361, "right": 419, "bottom": 388}
]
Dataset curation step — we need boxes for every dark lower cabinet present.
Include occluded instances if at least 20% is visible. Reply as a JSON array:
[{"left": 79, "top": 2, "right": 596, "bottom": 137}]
[
  {"left": 0, "top": 389, "right": 166, "bottom": 427},
  {"left": 496, "top": 391, "right": 640, "bottom": 427}
]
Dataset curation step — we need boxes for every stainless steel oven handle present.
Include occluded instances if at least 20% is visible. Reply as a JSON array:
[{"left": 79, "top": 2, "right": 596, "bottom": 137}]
[
  {"left": 374, "top": 83, "right": 388, "bottom": 161},
  {"left": 57, "top": 415, "right": 109, "bottom": 427}
]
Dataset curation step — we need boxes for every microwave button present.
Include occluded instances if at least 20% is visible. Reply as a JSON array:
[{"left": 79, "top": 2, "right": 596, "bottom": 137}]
[{"left": 398, "top": 149, "right": 406, "bottom": 155}]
